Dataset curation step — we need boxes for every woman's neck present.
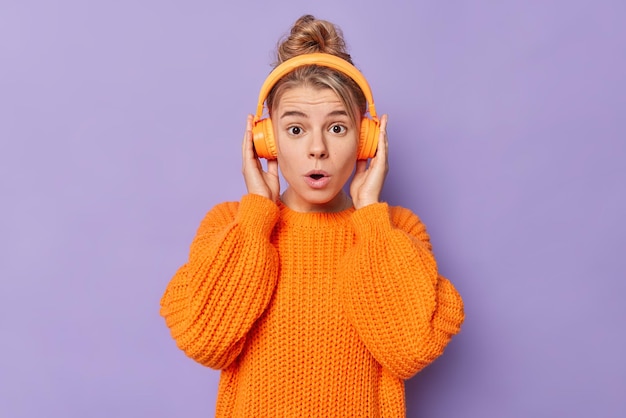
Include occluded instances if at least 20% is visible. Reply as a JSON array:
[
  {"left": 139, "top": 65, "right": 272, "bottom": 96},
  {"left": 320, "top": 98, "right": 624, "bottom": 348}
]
[{"left": 280, "top": 189, "right": 353, "bottom": 213}]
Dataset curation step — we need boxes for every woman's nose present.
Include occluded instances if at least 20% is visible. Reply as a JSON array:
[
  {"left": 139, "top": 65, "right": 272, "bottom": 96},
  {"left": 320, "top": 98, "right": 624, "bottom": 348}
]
[{"left": 308, "top": 130, "right": 328, "bottom": 158}]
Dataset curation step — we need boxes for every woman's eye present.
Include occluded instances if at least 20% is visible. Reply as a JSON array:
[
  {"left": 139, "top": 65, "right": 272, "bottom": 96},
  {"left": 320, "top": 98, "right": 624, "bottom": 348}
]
[
  {"left": 288, "top": 126, "right": 302, "bottom": 135},
  {"left": 330, "top": 124, "right": 347, "bottom": 134}
]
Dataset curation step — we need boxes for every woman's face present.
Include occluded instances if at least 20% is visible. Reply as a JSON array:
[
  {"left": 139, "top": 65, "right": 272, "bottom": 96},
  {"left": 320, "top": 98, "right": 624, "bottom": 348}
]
[{"left": 273, "top": 86, "right": 359, "bottom": 213}]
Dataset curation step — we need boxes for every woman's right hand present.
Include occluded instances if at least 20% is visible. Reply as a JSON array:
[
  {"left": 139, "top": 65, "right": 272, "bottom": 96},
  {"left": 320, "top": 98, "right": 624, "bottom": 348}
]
[{"left": 242, "top": 114, "right": 280, "bottom": 201}]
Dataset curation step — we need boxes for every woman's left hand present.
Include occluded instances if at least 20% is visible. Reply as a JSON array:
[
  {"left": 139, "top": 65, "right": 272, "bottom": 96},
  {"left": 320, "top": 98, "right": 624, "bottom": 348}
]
[{"left": 350, "top": 114, "right": 389, "bottom": 210}]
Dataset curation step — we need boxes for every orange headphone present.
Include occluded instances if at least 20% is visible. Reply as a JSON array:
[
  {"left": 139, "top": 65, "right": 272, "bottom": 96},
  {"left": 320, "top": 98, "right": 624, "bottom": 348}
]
[{"left": 252, "top": 53, "right": 380, "bottom": 160}]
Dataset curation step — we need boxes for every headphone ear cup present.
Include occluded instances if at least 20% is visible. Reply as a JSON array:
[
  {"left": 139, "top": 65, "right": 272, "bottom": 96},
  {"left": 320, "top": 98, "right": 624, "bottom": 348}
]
[
  {"left": 358, "top": 118, "right": 380, "bottom": 160},
  {"left": 252, "top": 118, "right": 278, "bottom": 159}
]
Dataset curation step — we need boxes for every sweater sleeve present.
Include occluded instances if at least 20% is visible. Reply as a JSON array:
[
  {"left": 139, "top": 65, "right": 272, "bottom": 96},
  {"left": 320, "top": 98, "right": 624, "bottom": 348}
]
[
  {"left": 160, "top": 194, "right": 280, "bottom": 370},
  {"left": 339, "top": 203, "right": 464, "bottom": 380}
]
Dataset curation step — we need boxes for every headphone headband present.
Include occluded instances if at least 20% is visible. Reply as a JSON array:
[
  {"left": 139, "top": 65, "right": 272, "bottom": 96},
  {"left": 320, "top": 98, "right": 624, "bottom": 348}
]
[{"left": 255, "top": 53, "right": 377, "bottom": 120}]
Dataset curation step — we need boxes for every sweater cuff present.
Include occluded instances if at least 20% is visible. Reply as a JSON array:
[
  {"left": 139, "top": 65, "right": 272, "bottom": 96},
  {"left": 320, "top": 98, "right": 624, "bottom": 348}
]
[
  {"left": 351, "top": 202, "right": 393, "bottom": 236},
  {"left": 236, "top": 194, "right": 280, "bottom": 236}
]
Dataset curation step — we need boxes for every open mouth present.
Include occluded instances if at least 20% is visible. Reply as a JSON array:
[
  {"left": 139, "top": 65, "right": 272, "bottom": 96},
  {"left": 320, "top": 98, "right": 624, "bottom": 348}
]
[{"left": 309, "top": 174, "right": 324, "bottom": 180}]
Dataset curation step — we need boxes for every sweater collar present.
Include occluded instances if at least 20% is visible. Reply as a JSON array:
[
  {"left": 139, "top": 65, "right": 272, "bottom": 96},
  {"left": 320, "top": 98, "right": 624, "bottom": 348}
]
[{"left": 277, "top": 199, "right": 355, "bottom": 228}]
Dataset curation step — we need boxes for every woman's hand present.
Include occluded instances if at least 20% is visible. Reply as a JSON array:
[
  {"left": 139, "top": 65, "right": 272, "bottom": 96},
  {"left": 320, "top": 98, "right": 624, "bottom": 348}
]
[
  {"left": 350, "top": 114, "right": 389, "bottom": 210},
  {"left": 242, "top": 114, "right": 280, "bottom": 201}
]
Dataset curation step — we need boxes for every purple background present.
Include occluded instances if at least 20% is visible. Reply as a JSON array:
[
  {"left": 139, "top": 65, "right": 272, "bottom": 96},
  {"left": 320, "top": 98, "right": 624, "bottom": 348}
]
[{"left": 1, "top": 1, "right": 624, "bottom": 417}]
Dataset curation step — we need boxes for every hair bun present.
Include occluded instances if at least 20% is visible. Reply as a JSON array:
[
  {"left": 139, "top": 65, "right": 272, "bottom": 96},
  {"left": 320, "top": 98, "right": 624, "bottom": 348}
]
[{"left": 275, "top": 15, "right": 353, "bottom": 66}]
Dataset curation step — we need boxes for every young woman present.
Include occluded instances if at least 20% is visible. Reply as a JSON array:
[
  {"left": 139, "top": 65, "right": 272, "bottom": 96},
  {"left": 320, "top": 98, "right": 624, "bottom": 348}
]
[{"left": 160, "top": 14, "right": 464, "bottom": 417}]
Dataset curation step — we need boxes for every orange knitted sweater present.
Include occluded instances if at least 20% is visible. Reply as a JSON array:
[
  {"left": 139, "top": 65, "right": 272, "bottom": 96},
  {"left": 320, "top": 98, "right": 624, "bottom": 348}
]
[{"left": 160, "top": 193, "right": 464, "bottom": 417}]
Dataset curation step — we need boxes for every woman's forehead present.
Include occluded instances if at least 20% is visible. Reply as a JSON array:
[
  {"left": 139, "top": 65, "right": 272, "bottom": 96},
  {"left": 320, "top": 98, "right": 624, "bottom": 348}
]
[{"left": 277, "top": 86, "right": 343, "bottom": 107}]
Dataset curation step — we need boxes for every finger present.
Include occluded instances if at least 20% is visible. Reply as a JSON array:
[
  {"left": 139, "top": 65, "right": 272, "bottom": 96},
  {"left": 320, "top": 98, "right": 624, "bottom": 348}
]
[
  {"left": 376, "top": 114, "right": 389, "bottom": 162},
  {"left": 242, "top": 115, "right": 250, "bottom": 154},
  {"left": 242, "top": 114, "right": 255, "bottom": 162},
  {"left": 267, "top": 159, "right": 279, "bottom": 177},
  {"left": 380, "top": 114, "right": 388, "bottom": 146},
  {"left": 354, "top": 159, "right": 367, "bottom": 176},
  {"left": 380, "top": 113, "right": 388, "bottom": 135}
]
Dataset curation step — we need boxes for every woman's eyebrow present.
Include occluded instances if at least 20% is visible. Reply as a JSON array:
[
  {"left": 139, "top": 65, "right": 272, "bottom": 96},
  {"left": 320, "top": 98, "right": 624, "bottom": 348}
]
[{"left": 279, "top": 110, "right": 349, "bottom": 119}]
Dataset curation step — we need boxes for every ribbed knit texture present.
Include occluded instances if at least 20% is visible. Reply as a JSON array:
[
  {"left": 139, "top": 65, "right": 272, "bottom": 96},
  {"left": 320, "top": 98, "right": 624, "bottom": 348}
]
[{"left": 160, "top": 193, "right": 464, "bottom": 417}]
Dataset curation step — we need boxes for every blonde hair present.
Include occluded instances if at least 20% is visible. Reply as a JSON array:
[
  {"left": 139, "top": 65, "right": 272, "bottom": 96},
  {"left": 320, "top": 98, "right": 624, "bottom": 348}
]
[{"left": 267, "top": 15, "right": 367, "bottom": 128}]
